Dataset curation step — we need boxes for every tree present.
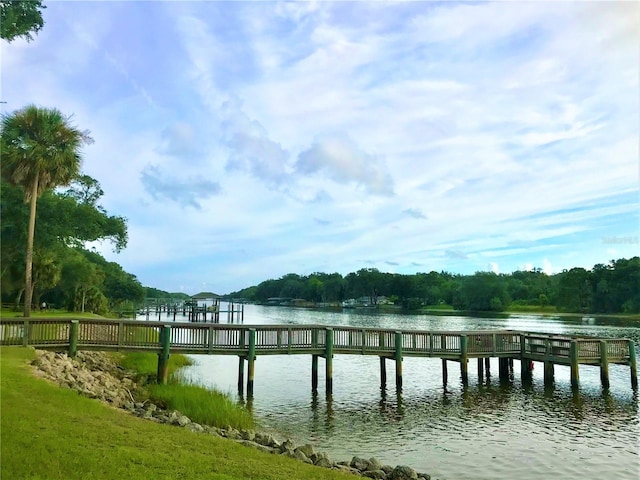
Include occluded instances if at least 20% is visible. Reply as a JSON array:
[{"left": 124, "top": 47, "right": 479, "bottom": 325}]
[
  {"left": 555, "top": 268, "right": 592, "bottom": 313},
  {"left": 1, "top": 105, "right": 92, "bottom": 316},
  {"left": 0, "top": 0, "right": 45, "bottom": 42},
  {"left": 454, "top": 272, "right": 510, "bottom": 312}
]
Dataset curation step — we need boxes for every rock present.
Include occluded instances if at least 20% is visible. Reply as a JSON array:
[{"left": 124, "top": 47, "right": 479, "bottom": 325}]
[
  {"left": 236, "top": 440, "right": 277, "bottom": 454},
  {"left": 295, "top": 443, "right": 315, "bottom": 459},
  {"left": 367, "top": 457, "right": 383, "bottom": 472},
  {"left": 417, "top": 473, "right": 431, "bottom": 480},
  {"left": 351, "top": 456, "right": 371, "bottom": 472},
  {"left": 279, "top": 438, "right": 296, "bottom": 453},
  {"left": 313, "top": 452, "right": 333, "bottom": 468},
  {"left": 176, "top": 415, "right": 191, "bottom": 427},
  {"left": 185, "top": 422, "right": 204, "bottom": 433},
  {"left": 223, "top": 427, "right": 241, "bottom": 440},
  {"left": 334, "top": 464, "right": 361, "bottom": 475},
  {"left": 382, "top": 465, "right": 395, "bottom": 475},
  {"left": 284, "top": 449, "right": 313, "bottom": 464},
  {"left": 364, "top": 470, "right": 388, "bottom": 480},
  {"left": 389, "top": 465, "right": 418, "bottom": 480},
  {"left": 240, "top": 429, "right": 255, "bottom": 441}
]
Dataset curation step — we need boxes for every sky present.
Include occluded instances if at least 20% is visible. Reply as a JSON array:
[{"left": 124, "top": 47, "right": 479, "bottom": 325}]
[{"left": 2, "top": 0, "right": 639, "bottom": 295}]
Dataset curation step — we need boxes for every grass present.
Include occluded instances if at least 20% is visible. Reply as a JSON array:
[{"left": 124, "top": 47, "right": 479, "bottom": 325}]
[
  {"left": 0, "top": 346, "right": 357, "bottom": 480},
  {"left": 505, "top": 304, "right": 558, "bottom": 314},
  {"left": 0, "top": 307, "right": 105, "bottom": 319},
  {"left": 115, "top": 351, "right": 254, "bottom": 430},
  {"left": 148, "top": 381, "right": 254, "bottom": 430},
  {"left": 116, "top": 351, "right": 193, "bottom": 377}
]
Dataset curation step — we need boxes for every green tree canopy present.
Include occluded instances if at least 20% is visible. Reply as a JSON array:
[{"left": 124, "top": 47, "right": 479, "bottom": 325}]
[
  {"left": 0, "top": 0, "right": 45, "bottom": 42},
  {"left": 1, "top": 105, "right": 92, "bottom": 315}
]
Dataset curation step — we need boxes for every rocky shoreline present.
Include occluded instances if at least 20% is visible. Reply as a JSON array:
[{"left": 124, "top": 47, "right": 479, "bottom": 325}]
[{"left": 31, "top": 350, "right": 432, "bottom": 480}]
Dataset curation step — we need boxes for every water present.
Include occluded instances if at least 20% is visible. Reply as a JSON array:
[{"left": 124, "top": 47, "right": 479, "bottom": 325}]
[{"left": 177, "top": 305, "right": 639, "bottom": 480}]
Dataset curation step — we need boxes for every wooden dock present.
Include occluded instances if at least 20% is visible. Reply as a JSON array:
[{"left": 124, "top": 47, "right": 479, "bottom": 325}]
[
  {"left": 1, "top": 318, "right": 636, "bottom": 396},
  {"left": 121, "top": 299, "right": 244, "bottom": 323}
]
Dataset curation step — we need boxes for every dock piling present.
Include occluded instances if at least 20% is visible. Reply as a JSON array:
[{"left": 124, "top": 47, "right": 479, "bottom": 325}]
[
  {"left": 600, "top": 340, "right": 610, "bottom": 389},
  {"left": 395, "top": 331, "right": 403, "bottom": 389},
  {"left": 325, "top": 328, "right": 334, "bottom": 394},
  {"left": 442, "top": 359, "right": 448, "bottom": 385},
  {"left": 460, "top": 335, "right": 468, "bottom": 384},
  {"left": 380, "top": 356, "right": 387, "bottom": 387},
  {"left": 247, "top": 329, "right": 256, "bottom": 396},
  {"left": 156, "top": 326, "right": 171, "bottom": 385},
  {"left": 570, "top": 340, "right": 580, "bottom": 389},
  {"left": 312, "top": 355, "right": 319, "bottom": 392},
  {"left": 238, "top": 356, "right": 245, "bottom": 394},
  {"left": 68, "top": 320, "right": 79, "bottom": 358},
  {"left": 630, "top": 341, "right": 638, "bottom": 389},
  {"left": 544, "top": 361, "right": 554, "bottom": 385}
]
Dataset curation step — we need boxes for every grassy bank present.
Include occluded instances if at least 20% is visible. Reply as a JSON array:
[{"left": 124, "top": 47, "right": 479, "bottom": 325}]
[
  {"left": 0, "top": 346, "right": 356, "bottom": 480},
  {"left": 115, "top": 351, "right": 254, "bottom": 430},
  {"left": 0, "top": 307, "right": 105, "bottom": 319}
]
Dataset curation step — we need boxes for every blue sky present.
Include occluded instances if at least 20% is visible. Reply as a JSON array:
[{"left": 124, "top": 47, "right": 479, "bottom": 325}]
[{"left": 2, "top": 1, "right": 638, "bottom": 294}]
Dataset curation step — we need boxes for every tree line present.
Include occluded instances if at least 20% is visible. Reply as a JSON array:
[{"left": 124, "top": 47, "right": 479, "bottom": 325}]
[
  {"left": 1, "top": 175, "right": 146, "bottom": 314},
  {"left": 228, "top": 259, "right": 640, "bottom": 314}
]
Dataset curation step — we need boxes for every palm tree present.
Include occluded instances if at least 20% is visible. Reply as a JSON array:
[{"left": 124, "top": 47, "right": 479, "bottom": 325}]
[{"left": 1, "top": 105, "right": 92, "bottom": 316}]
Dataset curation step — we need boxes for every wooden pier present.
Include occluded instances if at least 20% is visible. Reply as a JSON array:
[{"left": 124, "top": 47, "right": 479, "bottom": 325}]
[
  {"left": 1, "top": 319, "right": 636, "bottom": 396},
  {"left": 125, "top": 298, "right": 244, "bottom": 323}
]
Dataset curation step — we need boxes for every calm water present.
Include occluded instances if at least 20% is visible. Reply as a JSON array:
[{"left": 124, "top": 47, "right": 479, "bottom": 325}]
[{"left": 177, "top": 305, "right": 639, "bottom": 480}]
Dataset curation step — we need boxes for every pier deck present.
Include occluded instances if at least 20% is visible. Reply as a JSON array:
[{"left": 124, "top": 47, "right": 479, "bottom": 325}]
[{"left": 1, "top": 318, "right": 636, "bottom": 395}]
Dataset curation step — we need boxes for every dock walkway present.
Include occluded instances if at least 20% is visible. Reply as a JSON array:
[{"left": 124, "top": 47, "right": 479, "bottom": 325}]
[{"left": 1, "top": 318, "right": 636, "bottom": 396}]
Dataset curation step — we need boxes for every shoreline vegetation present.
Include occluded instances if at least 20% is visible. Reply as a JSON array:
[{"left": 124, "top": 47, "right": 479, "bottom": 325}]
[{"left": 3, "top": 305, "right": 638, "bottom": 322}]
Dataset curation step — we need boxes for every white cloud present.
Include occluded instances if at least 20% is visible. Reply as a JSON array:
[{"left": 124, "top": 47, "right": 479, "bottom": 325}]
[
  {"left": 296, "top": 133, "right": 394, "bottom": 196},
  {"left": 2, "top": 1, "right": 637, "bottom": 292}
]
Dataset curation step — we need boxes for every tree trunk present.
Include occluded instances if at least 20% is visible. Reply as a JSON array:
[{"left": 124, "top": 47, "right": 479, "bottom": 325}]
[
  {"left": 24, "top": 173, "right": 39, "bottom": 317},
  {"left": 14, "top": 287, "right": 24, "bottom": 310}
]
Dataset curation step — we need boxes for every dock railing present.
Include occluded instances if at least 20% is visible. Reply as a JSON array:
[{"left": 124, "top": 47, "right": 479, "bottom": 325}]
[{"left": 1, "top": 318, "right": 636, "bottom": 391}]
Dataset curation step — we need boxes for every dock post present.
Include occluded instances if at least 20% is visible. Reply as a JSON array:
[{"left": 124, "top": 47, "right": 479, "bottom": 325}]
[
  {"left": 325, "top": 328, "right": 334, "bottom": 394},
  {"left": 247, "top": 329, "right": 256, "bottom": 396},
  {"left": 156, "top": 325, "right": 171, "bottom": 385},
  {"left": 460, "top": 335, "right": 468, "bottom": 384},
  {"left": 544, "top": 362, "right": 554, "bottom": 385},
  {"left": 600, "top": 340, "right": 609, "bottom": 389},
  {"left": 485, "top": 357, "right": 490, "bottom": 377},
  {"left": 312, "top": 355, "right": 319, "bottom": 392},
  {"left": 395, "top": 331, "right": 403, "bottom": 389},
  {"left": 442, "top": 359, "right": 448, "bottom": 385},
  {"left": 630, "top": 341, "right": 638, "bottom": 389},
  {"left": 477, "top": 358, "right": 484, "bottom": 381},
  {"left": 238, "top": 357, "right": 245, "bottom": 394},
  {"left": 68, "top": 320, "right": 79, "bottom": 358},
  {"left": 380, "top": 357, "right": 387, "bottom": 387},
  {"left": 570, "top": 340, "right": 579, "bottom": 389},
  {"left": 311, "top": 328, "right": 319, "bottom": 392},
  {"left": 520, "top": 334, "right": 531, "bottom": 384},
  {"left": 498, "top": 358, "right": 509, "bottom": 380}
]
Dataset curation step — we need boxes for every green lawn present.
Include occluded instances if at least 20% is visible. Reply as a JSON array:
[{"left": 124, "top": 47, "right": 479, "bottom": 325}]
[
  {"left": 0, "top": 347, "right": 357, "bottom": 480},
  {"left": 0, "top": 307, "right": 105, "bottom": 319}
]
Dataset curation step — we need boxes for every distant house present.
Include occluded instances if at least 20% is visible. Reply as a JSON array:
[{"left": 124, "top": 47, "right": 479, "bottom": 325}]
[
  {"left": 191, "top": 292, "right": 220, "bottom": 307},
  {"left": 192, "top": 292, "right": 220, "bottom": 300}
]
